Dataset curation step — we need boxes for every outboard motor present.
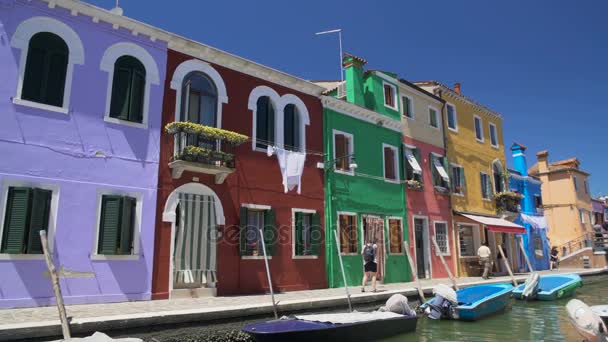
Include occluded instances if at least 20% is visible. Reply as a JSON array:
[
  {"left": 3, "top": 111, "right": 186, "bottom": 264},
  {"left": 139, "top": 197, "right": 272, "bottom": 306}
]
[
  {"left": 425, "top": 284, "right": 458, "bottom": 320},
  {"left": 522, "top": 272, "right": 540, "bottom": 300},
  {"left": 566, "top": 299, "right": 608, "bottom": 342}
]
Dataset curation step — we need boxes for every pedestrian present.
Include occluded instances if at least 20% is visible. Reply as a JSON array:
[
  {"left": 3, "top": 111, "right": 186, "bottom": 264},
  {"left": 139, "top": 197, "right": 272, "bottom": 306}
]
[
  {"left": 361, "top": 240, "right": 378, "bottom": 293},
  {"left": 477, "top": 242, "right": 492, "bottom": 280},
  {"left": 550, "top": 246, "right": 559, "bottom": 270}
]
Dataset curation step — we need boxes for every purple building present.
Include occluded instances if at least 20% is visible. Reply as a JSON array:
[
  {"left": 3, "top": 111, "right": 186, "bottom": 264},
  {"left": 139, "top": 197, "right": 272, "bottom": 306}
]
[{"left": 0, "top": 0, "right": 167, "bottom": 308}]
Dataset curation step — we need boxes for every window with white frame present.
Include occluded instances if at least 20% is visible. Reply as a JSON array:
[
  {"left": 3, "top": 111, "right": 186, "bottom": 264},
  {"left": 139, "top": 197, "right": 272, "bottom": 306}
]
[
  {"left": 239, "top": 206, "right": 276, "bottom": 257},
  {"left": 489, "top": 123, "right": 498, "bottom": 147},
  {"left": 429, "top": 107, "right": 439, "bottom": 128},
  {"left": 293, "top": 210, "right": 321, "bottom": 257},
  {"left": 434, "top": 222, "right": 450, "bottom": 255},
  {"left": 388, "top": 218, "right": 403, "bottom": 254},
  {"left": 430, "top": 154, "right": 450, "bottom": 189},
  {"left": 402, "top": 95, "right": 413, "bottom": 118},
  {"left": 383, "top": 144, "right": 399, "bottom": 182},
  {"left": 339, "top": 213, "right": 358, "bottom": 254},
  {"left": 333, "top": 130, "right": 354, "bottom": 173},
  {"left": 579, "top": 208, "right": 586, "bottom": 224},
  {"left": 474, "top": 115, "right": 484, "bottom": 142},
  {"left": 404, "top": 146, "right": 423, "bottom": 183},
  {"left": 1, "top": 186, "right": 54, "bottom": 255},
  {"left": 96, "top": 194, "right": 139, "bottom": 256},
  {"left": 255, "top": 96, "right": 275, "bottom": 149},
  {"left": 480, "top": 172, "right": 493, "bottom": 200},
  {"left": 458, "top": 224, "right": 477, "bottom": 257},
  {"left": 451, "top": 164, "right": 466, "bottom": 195},
  {"left": 446, "top": 104, "right": 458, "bottom": 131},
  {"left": 492, "top": 160, "right": 505, "bottom": 193},
  {"left": 383, "top": 82, "right": 397, "bottom": 110}
]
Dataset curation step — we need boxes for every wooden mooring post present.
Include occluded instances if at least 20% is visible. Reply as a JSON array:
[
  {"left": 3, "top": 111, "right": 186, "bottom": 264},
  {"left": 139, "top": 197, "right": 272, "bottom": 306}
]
[
  {"left": 403, "top": 241, "right": 426, "bottom": 302},
  {"left": 334, "top": 230, "right": 353, "bottom": 312},
  {"left": 258, "top": 228, "right": 278, "bottom": 319},
  {"left": 518, "top": 236, "right": 535, "bottom": 273},
  {"left": 497, "top": 244, "right": 518, "bottom": 286},
  {"left": 431, "top": 237, "right": 459, "bottom": 290}
]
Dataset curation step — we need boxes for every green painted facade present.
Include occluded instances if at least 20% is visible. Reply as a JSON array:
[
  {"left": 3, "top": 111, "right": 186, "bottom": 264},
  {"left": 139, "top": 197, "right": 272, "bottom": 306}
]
[{"left": 322, "top": 55, "right": 410, "bottom": 288}]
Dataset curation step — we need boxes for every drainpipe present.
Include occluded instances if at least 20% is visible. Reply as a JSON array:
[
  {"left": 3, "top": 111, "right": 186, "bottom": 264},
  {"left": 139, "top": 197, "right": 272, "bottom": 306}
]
[{"left": 322, "top": 100, "right": 335, "bottom": 288}]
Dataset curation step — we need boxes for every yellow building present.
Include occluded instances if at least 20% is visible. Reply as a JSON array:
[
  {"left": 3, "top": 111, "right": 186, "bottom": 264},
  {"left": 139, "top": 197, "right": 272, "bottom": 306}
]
[
  {"left": 529, "top": 151, "right": 594, "bottom": 255},
  {"left": 417, "top": 81, "right": 524, "bottom": 276}
]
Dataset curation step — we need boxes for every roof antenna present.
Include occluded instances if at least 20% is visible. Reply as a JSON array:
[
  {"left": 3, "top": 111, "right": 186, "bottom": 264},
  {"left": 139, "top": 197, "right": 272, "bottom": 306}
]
[{"left": 110, "top": 0, "right": 124, "bottom": 16}]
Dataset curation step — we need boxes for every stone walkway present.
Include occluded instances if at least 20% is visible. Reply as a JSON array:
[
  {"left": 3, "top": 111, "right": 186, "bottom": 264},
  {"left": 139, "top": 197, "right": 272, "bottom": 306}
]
[{"left": 0, "top": 267, "right": 605, "bottom": 340}]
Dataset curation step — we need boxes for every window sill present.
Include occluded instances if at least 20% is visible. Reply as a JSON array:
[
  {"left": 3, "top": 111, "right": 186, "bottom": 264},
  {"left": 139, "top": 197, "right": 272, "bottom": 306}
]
[
  {"left": 384, "top": 104, "right": 399, "bottom": 111},
  {"left": 459, "top": 256, "right": 479, "bottom": 259},
  {"left": 435, "top": 253, "right": 451, "bottom": 257},
  {"left": 429, "top": 125, "right": 440, "bottom": 130},
  {"left": 12, "top": 98, "right": 69, "bottom": 114},
  {"left": 334, "top": 169, "right": 355, "bottom": 176},
  {"left": 491, "top": 144, "right": 500, "bottom": 150},
  {"left": 447, "top": 127, "right": 458, "bottom": 133},
  {"left": 403, "top": 115, "right": 415, "bottom": 120},
  {"left": 388, "top": 252, "right": 405, "bottom": 256},
  {"left": 482, "top": 198, "right": 493, "bottom": 202},
  {"left": 91, "top": 254, "right": 140, "bottom": 261},
  {"left": 384, "top": 178, "right": 401, "bottom": 184},
  {"left": 292, "top": 255, "right": 319, "bottom": 260},
  {"left": 340, "top": 253, "right": 359, "bottom": 256},
  {"left": 0, "top": 254, "right": 45, "bottom": 260},
  {"left": 434, "top": 186, "right": 450, "bottom": 195},
  {"left": 241, "top": 256, "right": 273, "bottom": 260},
  {"left": 452, "top": 192, "right": 465, "bottom": 197},
  {"left": 104, "top": 116, "right": 147, "bottom": 129},
  {"left": 476, "top": 139, "right": 485, "bottom": 144}
]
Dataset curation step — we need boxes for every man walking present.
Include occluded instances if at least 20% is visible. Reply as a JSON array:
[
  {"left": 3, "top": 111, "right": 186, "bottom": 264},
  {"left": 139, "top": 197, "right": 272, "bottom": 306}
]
[
  {"left": 361, "top": 241, "right": 378, "bottom": 292},
  {"left": 477, "top": 242, "right": 492, "bottom": 280}
]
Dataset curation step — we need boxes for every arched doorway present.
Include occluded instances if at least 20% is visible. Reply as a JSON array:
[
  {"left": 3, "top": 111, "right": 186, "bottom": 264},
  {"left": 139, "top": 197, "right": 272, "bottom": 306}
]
[{"left": 162, "top": 183, "right": 225, "bottom": 297}]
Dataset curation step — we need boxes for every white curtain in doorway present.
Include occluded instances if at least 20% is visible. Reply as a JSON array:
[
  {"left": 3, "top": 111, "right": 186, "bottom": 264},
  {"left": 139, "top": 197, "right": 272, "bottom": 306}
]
[{"left": 174, "top": 193, "right": 218, "bottom": 286}]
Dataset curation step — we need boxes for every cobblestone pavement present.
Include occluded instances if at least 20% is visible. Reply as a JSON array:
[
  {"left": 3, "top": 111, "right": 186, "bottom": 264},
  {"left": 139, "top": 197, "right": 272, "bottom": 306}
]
[{"left": 0, "top": 268, "right": 601, "bottom": 327}]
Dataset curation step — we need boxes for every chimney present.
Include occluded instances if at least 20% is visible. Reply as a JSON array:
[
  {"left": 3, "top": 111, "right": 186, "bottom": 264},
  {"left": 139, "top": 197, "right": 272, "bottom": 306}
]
[
  {"left": 342, "top": 54, "right": 367, "bottom": 107},
  {"left": 537, "top": 150, "right": 549, "bottom": 173},
  {"left": 511, "top": 143, "right": 528, "bottom": 176},
  {"left": 454, "top": 82, "right": 461, "bottom": 95}
]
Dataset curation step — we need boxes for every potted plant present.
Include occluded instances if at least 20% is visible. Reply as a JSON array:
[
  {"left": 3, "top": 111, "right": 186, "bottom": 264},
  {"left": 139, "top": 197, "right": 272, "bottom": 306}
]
[
  {"left": 406, "top": 179, "right": 423, "bottom": 190},
  {"left": 495, "top": 191, "right": 523, "bottom": 213}
]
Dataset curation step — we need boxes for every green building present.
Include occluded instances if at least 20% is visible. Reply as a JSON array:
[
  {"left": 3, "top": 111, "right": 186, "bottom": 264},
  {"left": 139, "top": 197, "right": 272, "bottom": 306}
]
[{"left": 320, "top": 54, "right": 410, "bottom": 288}]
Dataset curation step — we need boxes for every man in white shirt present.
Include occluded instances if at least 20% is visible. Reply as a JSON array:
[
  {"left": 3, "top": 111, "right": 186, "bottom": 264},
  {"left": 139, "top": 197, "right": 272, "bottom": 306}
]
[{"left": 477, "top": 242, "right": 492, "bottom": 280}]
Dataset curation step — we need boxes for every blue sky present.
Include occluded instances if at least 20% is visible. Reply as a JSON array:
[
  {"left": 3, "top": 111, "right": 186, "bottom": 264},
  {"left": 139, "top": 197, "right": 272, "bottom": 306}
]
[{"left": 87, "top": 0, "right": 607, "bottom": 196}]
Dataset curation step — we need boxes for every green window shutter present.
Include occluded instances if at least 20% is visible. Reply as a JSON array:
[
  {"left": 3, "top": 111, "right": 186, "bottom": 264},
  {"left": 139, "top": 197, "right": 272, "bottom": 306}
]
[
  {"left": 239, "top": 207, "right": 248, "bottom": 256},
  {"left": 460, "top": 167, "right": 467, "bottom": 193},
  {"left": 26, "top": 189, "right": 52, "bottom": 254},
  {"left": 1, "top": 187, "right": 32, "bottom": 254},
  {"left": 119, "top": 196, "right": 136, "bottom": 255},
  {"left": 264, "top": 209, "right": 276, "bottom": 256},
  {"left": 294, "top": 212, "right": 303, "bottom": 256},
  {"left": 98, "top": 195, "right": 122, "bottom": 255},
  {"left": 110, "top": 67, "right": 131, "bottom": 120},
  {"left": 129, "top": 69, "right": 145, "bottom": 123},
  {"left": 310, "top": 213, "right": 321, "bottom": 256}
]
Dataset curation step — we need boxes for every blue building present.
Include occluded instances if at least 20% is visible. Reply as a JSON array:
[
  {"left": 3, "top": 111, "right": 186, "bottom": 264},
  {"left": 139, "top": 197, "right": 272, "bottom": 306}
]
[{"left": 509, "top": 143, "right": 551, "bottom": 271}]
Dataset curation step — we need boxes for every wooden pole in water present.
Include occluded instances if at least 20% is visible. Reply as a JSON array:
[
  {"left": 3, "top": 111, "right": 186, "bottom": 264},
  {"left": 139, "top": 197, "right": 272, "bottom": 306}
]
[
  {"left": 258, "top": 228, "right": 278, "bottom": 319},
  {"left": 497, "top": 244, "right": 518, "bottom": 286},
  {"left": 40, "top": 231, "right": 71, "bottom": 340},
  {"left": 518, "top": 236, "right": 534, "bottom": 273},
  {"left": 431, "top": 237, "right": 460, "bottom": 290},
  {"left": 334, "top": 229, "right": 353, "bottom": 312},
  {"left": 403, "top": 241, "right": 426, "bottom": 302}
]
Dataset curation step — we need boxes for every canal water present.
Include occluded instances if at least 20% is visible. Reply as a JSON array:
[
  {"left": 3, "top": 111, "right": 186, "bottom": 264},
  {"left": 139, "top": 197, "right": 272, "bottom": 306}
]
[{"left": 105, "top": 275, "right": 607, "bottom": 342}]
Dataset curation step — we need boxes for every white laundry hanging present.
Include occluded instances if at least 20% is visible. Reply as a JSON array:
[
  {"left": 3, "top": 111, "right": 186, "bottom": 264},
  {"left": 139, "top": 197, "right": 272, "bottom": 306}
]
[
  {"left": 520, "top": 213, "right": 549, "bottom": 231},
  {"left": 267, "top": 146, "right": 306, "bottom": 194}
]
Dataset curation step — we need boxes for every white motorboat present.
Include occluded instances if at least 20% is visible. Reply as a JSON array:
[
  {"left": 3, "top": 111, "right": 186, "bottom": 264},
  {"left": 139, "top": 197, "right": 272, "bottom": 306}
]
[{"left": 566, "top": 299, "right": 608, "bottom": 342}]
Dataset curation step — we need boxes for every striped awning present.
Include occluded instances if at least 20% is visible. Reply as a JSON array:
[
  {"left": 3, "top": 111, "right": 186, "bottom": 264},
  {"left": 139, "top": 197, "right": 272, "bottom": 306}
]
[{"left": 460, "top": 213, "right": 526, "bottom": 234}]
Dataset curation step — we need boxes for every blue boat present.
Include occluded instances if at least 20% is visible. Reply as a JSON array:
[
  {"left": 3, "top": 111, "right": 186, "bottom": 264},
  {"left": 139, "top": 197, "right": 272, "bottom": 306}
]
[
  {"left": 422, "top": 283, "right": 514, "bottom": 321},
  {"left": 513, "top": 273, "right": 582, "bottom": 301}
]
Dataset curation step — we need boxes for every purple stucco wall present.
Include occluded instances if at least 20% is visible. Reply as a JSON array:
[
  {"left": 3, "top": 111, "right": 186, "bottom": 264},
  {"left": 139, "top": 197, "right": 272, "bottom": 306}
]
[{"left": 0, "top": 0, "right": 166, "bottom": 308}]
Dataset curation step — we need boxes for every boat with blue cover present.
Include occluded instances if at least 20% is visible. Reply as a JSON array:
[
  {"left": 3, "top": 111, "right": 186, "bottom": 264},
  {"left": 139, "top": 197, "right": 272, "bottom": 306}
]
[
  {"left": 422, "top": 283, "right": 514, "bottom": 321},
  {"left": 513, "top": 273, "right": 582, "bottom": 301}
]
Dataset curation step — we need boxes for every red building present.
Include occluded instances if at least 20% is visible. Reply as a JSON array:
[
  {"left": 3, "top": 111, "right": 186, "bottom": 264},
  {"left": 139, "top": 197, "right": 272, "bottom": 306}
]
[{"left": 151, "top": 45, "right": 326, "bottom": 299}]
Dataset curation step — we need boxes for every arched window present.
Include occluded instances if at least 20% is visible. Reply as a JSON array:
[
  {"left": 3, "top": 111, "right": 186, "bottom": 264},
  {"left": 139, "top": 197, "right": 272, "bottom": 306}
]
[
  {"left": 283, "top": 104, "right": 300, "bottom": 151},
  {"left": 493, "top": 160, "right": 505, "bottom": 193},
  {"left": 256, "top": 96, "right": 275, "bottom": 149},
  {"left": 109, "top": 56, "right": 146, "bottom": 123},
  {"left": 181, "top": 72, "right": 217, "bottom": 127},
  {"left": 21, "top": 32, "right": 69, "bottom": 107}
]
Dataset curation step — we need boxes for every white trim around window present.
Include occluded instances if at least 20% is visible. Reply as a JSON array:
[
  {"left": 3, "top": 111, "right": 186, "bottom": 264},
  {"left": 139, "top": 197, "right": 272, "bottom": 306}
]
[
  {"left": 446, "top": 102, "right": 458, "bottom": 133},
  {"left": 291, "top": 208, "right": 318, "bottom": 259},
  {"left": 382, "top": 81, "right": 398, "bottom": 111},
  {"left": 456, "top": 222, "right": 481, "bottom": 259},
  {"left": 91, "top": 189, "right": 143, "bottom": 261},
  {"left": 489, "top": 122, "right": 499, "bottom": 148},
  {"left": 337, "top": 211, "right": 359, "bottom": 256},
  {"left": 382, "top": 143, "right": 400, "bottom": 183},
  {"left": 450, "top": 162, "right": 465, "bottom": 197},
  {"left": 0, "top": 180, "right": 60, "bottom": 260},
  {"left": 401, "top": 94, "right": 414, "bottom": 119},
  {"left": 474, "top": 115, "right": 484, "bottom": 143},
  {"left": 100, "top": 42, "right": 161, "bottom": 129},
  {"left": 387, "top": 216, "right": 404, "bottom": 256},
  {"left": 433, "top": 220, "right": 451, "bottom": 256},
  {"left": 428, "top": 105, "right": 440, "bottom": 129},
  {"left": 480, "top": 171, "right": 492, "bottom": 201},
  {"left": 242, "top": 203, "right": 272, "bottom": 210},
  {"left": 11, "top": 16, "right": 85, "bottom": 114},
  {"left": 332, "top": 129, "right": 355, "bottom": 176}
]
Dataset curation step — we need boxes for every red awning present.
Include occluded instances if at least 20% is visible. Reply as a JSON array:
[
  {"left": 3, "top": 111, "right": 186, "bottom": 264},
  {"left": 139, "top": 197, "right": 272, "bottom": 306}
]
[{"left": 460, "top": 214, "right": 526, "bottom": 234}]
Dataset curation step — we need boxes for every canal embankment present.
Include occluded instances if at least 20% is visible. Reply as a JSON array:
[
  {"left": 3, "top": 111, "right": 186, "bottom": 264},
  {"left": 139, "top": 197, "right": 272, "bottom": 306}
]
[{"left": 1, "top": 267, "right": 605, "bottom": 341}]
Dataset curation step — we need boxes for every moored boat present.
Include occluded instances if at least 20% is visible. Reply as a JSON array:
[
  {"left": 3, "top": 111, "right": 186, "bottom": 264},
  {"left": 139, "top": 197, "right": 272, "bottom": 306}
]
[
  {"left": 513, "top": 273, "right": 582, "bottom": 301},
  {"left": 566, "top": 299, "right": 608, "bottom": 342},
  {"left": 242, "top": 294, "right": 417, "bottom": 342},
  {"left": 422, "top": 283, "right": 514, "bottom": 321}
]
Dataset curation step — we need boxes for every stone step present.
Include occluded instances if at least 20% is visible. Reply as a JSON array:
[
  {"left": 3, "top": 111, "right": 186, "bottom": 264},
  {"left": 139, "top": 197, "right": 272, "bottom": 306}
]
[{"left": 171, "top": 287, "right": 217, "bottom": 299}]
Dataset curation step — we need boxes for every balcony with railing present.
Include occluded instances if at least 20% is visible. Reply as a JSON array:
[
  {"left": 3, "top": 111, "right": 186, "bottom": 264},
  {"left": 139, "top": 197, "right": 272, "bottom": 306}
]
[{"left": 165, "top": 122, "right": 248, "bottom": 183}]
